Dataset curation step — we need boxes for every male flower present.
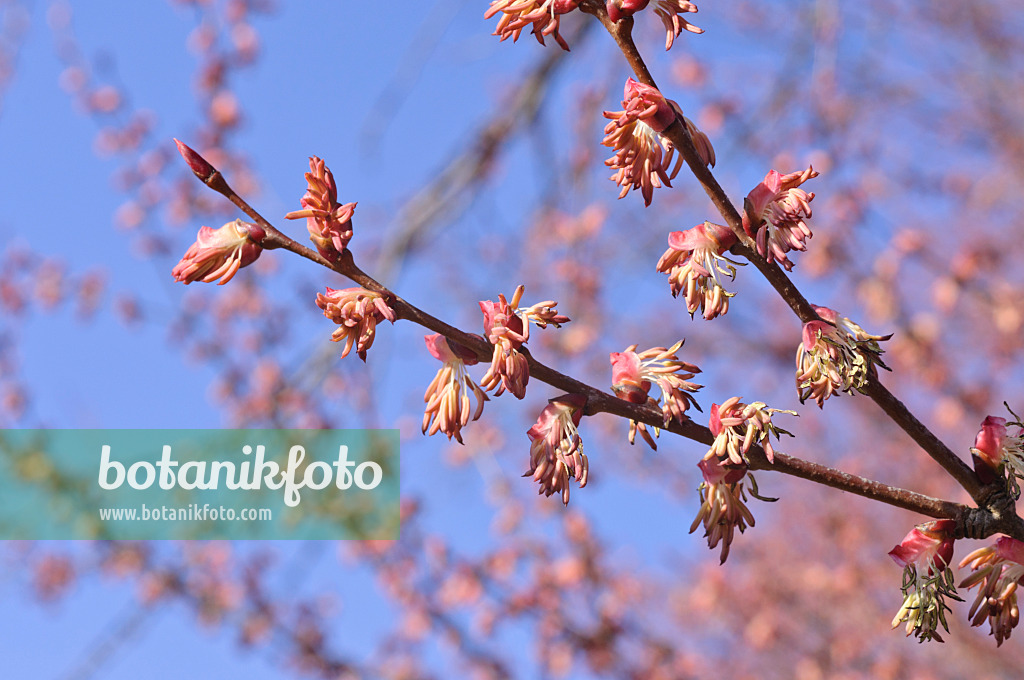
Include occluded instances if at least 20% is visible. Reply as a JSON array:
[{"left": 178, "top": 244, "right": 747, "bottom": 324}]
[
  {"left": 970, "top": 413, "right": 1024, "bottom": 495},
  {"left": 707, "top": 397, "right": 795, "bottom": 465},
  {"left": 605, "top": 0, "right": 703, "bottom": 50},
  {"left": 959, "top": 536, "right": 1024, "bottom": 646},
  {"left": 796, "top": 305, "right": 891, "bottom": 408},
  {"left": 422, "top": 334, "right": 488, "bottom": 444},
  {"left": 689, "top": 457, "right": 755, "bottom": 564},
  {"left": 484, "top": 0, "right": 579, "bottom": 51},
  {"left": 742, "top": 167, "right": 818, "bottom": 271},
  {"left": 480, "top": 285, "right": 569, "bottom": 400},
  {"left": 656, "top": 221, "right": 739, "bottom": 320},
  {"left": 610, "top": 340, "right": 702, "bottom": 448},
  {"left": 316, "top": 287, "right": 396, "bottom": 361},
  {"left": 889, "top": 519, "right": 959, "bottom": 643},
  {"left": 602, "top": 78, "right": 714, "bottom": 207},
  {"left": 526, "top": 394, "right": 588, "bottom": 505},
  {"left": 172, "top": 219, "right": 265, "bottom": 285},
  {"left": 284, "top": 156, "right": 356, "bottom": 261}
]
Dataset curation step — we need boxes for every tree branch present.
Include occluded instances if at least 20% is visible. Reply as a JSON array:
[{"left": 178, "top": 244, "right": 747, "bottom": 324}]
[{"left": 584, "top": 6, "right": 992, "bottom": 508}]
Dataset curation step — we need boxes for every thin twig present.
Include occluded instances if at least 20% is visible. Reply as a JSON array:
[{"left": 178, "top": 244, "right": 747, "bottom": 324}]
[
  {"left": 177, "top": 155, "right": 1005, "bottom": 535},
  {"left": 582, "top": 5, "right": 989, "bottom": 506}
]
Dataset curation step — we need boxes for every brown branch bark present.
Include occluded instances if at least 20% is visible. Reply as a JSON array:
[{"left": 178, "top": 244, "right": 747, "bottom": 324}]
[
  {"left": 581, "top": 4, "right": 994, "bottom": 510},
  {"left": 175, "top": 150, "right": 1020, "bottom": 539}
]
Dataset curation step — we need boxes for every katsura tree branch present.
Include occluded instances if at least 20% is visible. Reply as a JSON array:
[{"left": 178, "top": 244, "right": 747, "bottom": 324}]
[
  {"left": 583, "top": 4, "right": 988, "bottom": 505},
  {"left": 174, "top": 142, "right": 1023, "bottom": 541}
]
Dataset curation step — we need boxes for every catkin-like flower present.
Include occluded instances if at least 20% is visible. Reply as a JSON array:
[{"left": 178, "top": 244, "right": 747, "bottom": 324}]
[
  {"left": 484, "top": 0, "right": 579, "bottom": 51},
  {"left": 690, "top": 458, "right": 755, "bottom": 564},
  {"left": 959, "top": 536, "right": 1024, "bottom": 647},
  {"left": 602, "top": 78, "right": 714, "bottom": 207},
  {"left": 971, "top": 412, "right": 1024, "bottom": 496},
  {"left": 172, "top": 219, "right": 265, "bottom": 286},
  {"left": 605, "top": 1, "right": 703, "bottom": 50},
  {"left": 610, "top": 340, "right": 702, "bottom": 448},
  {"left": 796, "top": 306, "right": 891, "bottom": 408},
  {"left": 422, "top": 334, "right": 488, "bottom": 444},
  {"left": 316, "top": 287, "right": 396, "bottom": 361},
  {"left": 707, "top": 397, "right": 795, "bottom": 465},
  {"left": 656, "top": 221, "right": 739, "bottom": 320},
  {"left": 526, "top": 394, "right": 588, "bottom": 505},
  {"left": 480, "top": 285, "right": 569, "bottom": 400},
  {"left": 743, "top": 167, "right": 818, "bottom": 271},
  {"left": 888, "top": 519, "right": 959, "bottom": 643},
  {"left": 284, "top": 156, "right": 356, "bottom": 261}
]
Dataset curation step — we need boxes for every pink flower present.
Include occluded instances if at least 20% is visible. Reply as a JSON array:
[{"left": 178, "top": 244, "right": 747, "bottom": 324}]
[
  {"left": 315, "top": 287, "right": 396, "bottom": 361},
  {"left": 606, "top": 1, "right": 703, "bottom": 50},
  {"left": 526, "top": 394, "right": 588, "bottom": 505},
  {"left": 479, "top": 286, "right": 569, "bottom": 400},
  {"left": 689, "top": 457, "right": 754, "bottom": 564},
  {"left": 969, "top": 413, "right": 1024, "bottom": 492},
  {"left": 960, "top": 536, "right": 1024, "bottom": 646},
  {"left": 889, "top": 519, "right": 956, "bottom": 575},
  {"left": 889, "top": 519, "right": 959, "bottom": 643},
  {"left": 484, "top": 0, "right": 579, "bottom": 51},
  {"left": 284, "top": 156, "right": 356, "bottom": 261},
  {"left": 606, "top": 0, "right": 649, "bottom": 21},
  {"left": 602, "top": 78, "right": 714, "bottom": 207},
  {"left": 656, "top": 221, "right": 739, "bottom": 320},
  {"left": 422, "top": 334, "right": 488, "bottom": 444},
  {"left": 973, "top": 416, "right": 1008, "bottom": 473},
  {"left": 742, "top": 166, "right": 818, "bottom": 271},
  {"left": 172, "top": 219, "right": 265, "bottom": 285},
  {"left": 609, "top": 340, "right": 702, "bottom": 447},
  {"left": 708, "top": 397, "right": 795, "bottom": 465},
  {"left": 796, "top": 306, "right": 891, "bottom": 408},
  {"left": 650, "top": 0, "right": 703, "bottom": 49}
]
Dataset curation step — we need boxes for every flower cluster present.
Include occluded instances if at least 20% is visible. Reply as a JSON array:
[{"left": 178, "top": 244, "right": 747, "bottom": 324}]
[
  {"left": 796, "top": 306, "right": 891, "bottom": 408},
  {"left": 888, "top": 519, "right": 959, "bottom": 643},
  {"left": 959, "top": 536, "right": 1024, "bottom": 646},
  {"left": 656, "top": 221, "right": 739, "bottom": 320},
  {"left": 689, "top": 457, "right": 755, "bottom": 564},
  {"left": 479, "top": 285, "right": 569, "bottom": 400},
  {"left": 605, "top": 0, "right": 703, "bottom": 50},
  {"left": 602, "top": 78, "right": 714, "bottom": 207},
  {"left": 484, "top": 0, "right": 579, "bottom": 51},
  {"left": 526, "top": 394, "right": 588, "bottom": 505},
  {"left": 315, "top": 287, "right": 396, "bottom": 361},
  {"left": 422, "top": 334, "right": 488, "bottom": 444},
  {"left": 742, "top": 167, "right": 818, "bottom": 271},
  {"left": 707, "top": 397, "right": 795, "bottom": 465},
  {"left": 172, "top": 219, "right": 265, "bottom": 286},
  {"left": 971, "top": 412, "right": 1024, "bottom": 496},
  {"left": 284, "top": 156, "right": 356, "bottom": 261},
  {"left": 609, "top": 340, "right": 702, "bottom": 449}
]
